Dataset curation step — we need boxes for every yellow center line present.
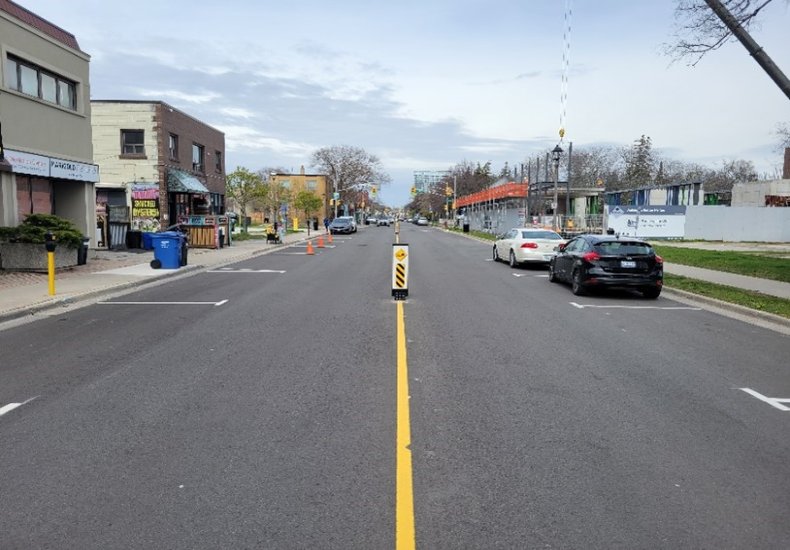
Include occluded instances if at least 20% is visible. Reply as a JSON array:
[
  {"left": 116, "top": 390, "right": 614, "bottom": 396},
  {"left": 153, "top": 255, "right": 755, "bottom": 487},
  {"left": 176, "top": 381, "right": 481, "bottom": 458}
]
[{"left": 396, "top": 300, "right": 415, "bottom": 549}]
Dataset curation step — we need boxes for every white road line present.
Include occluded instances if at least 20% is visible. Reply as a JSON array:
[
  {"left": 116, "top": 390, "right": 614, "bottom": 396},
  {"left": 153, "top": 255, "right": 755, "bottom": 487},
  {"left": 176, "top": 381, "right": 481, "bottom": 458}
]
[
  {"left": 214, "top": 300, "right": 228, "bottom": 306},
  {"left": 739, "top": 388, "right": 790, "bottom": 411},
  {"left": 569, "top": 302, "right": 702, "bottom": 311},
  {"left": 513, "top": 274, "right": 526, "bottom": 277},
  {"left": 0, "top": 396, "right": 38, "bottom": 417},
  {"left": 98, "top": 301, "right": 228, "bottom": 306},
  {"left": 207, "top": 269, "right": 286, "bottom": 273}
]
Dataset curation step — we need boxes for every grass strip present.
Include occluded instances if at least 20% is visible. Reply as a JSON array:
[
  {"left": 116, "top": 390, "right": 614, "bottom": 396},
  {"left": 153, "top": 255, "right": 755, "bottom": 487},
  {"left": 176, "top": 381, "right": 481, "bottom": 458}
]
[
  {"left": 664, "top": 274, "right": 790, "bottom": 318},
  {"left": 653, "top": 245, "right": 790, "bottom": 283}
]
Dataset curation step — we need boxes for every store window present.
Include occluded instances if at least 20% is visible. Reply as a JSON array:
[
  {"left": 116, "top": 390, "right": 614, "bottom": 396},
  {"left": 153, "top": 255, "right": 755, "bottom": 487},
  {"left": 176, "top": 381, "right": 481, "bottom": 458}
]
[
  {"left": 5, "top": 54, "right": 78, "bottom": 110},
  {"left": 192, "top": 143, "right": 204, "bottom": 173},
  {"left": 169, "top": 134, "right": 179, "bottom": 160}
]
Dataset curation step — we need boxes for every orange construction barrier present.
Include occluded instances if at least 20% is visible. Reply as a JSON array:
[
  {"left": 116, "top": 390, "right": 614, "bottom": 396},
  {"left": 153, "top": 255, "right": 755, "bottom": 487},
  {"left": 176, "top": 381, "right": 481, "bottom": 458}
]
[{"left": 306, "top": 240, "right": 315, "bottom": 255}]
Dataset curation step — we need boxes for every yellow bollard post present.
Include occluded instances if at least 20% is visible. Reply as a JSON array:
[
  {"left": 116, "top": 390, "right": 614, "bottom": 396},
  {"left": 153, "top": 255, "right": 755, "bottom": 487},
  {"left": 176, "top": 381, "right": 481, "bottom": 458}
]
[
  {"left": 293, "top": 217, "right": 298, "bottom": 231},
  {"left": 48, "top": 251, "right": 55, "bottom": 295},
  {"left": 44, "top": 231, "right": 57, "bottom": 295}
]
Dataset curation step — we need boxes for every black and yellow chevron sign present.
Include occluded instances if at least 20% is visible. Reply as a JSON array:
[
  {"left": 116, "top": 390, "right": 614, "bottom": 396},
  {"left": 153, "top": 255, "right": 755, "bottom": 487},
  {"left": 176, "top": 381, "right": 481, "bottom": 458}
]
[{"left": 395, "top": 263, "right": 406, "bottom": 288}]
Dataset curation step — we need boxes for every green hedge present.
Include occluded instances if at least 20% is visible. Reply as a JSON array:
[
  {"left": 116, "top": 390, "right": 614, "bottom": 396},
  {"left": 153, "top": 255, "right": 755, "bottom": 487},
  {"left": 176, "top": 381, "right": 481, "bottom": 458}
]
[{"left": 0, "top": 213, "right": 83, "bottom": 248}]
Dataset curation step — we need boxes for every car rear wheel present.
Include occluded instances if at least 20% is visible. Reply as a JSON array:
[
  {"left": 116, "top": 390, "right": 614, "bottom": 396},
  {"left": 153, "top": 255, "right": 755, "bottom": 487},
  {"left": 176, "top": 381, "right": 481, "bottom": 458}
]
[
  {"left": 509, "top": 250, "right": 517, "bottom": 268},
  {"left": 642, "top": 287, "right": 661, "bottom": 299},
  {"left": 571, "top": 269, "right": 586, "bottom": 295},
  {"left": 493, "top": 246, "right": 500, "bottom": 262}
]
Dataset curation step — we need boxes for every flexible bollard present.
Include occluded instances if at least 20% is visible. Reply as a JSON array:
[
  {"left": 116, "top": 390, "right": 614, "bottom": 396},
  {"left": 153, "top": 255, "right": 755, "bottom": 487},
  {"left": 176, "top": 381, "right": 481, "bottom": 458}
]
[
  {"left": 327, "top": 233, "right": 333, "bottom": 244},
  {"left": 317, "top": 236, "right": 325, "bottom": 248},
  {"left": 306, "top": 240, "right": 315, "bottom": 255}
]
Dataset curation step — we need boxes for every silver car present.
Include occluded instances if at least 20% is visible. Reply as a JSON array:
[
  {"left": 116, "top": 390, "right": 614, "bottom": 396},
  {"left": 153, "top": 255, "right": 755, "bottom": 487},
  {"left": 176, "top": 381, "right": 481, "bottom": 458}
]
[{"left": 493, "top": 228, "right": 566, "bottom": 267}]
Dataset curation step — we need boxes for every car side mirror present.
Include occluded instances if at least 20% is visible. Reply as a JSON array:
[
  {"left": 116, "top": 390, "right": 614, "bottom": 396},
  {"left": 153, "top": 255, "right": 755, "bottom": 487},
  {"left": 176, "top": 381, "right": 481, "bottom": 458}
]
[{"left": 557, "top": 243, "right": 566, "bottom": 251}]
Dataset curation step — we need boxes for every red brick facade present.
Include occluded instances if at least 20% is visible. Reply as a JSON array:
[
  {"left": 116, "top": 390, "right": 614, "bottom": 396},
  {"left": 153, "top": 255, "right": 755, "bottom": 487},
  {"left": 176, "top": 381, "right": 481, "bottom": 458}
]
[
  {"left": 154, "top": 103, "right": 225, "bottom": 195},
  {"left": 784, "top": 147, "right": 789, "bottom": 180}
]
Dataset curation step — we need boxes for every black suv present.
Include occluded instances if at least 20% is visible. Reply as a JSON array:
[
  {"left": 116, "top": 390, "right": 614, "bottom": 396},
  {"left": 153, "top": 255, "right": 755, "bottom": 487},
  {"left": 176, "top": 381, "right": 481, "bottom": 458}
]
[{"left": 548, "top": 234, "right": 663, "bottom": 298}]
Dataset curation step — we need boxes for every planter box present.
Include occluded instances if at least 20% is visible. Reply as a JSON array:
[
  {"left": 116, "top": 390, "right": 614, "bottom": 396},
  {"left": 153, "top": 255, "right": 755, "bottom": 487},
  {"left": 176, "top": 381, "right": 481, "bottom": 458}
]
[{"left": 0, "top": 242, "right": 78, "bottom": 271}]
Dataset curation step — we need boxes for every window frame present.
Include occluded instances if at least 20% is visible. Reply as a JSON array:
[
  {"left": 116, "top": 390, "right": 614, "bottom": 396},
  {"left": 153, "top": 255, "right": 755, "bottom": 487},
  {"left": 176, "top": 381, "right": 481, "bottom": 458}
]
[
  {"left": 214, "top": 150, "right": 222, "bottom": 173},
  {"left": 5, "top": 54, "right": 78, "bottom": 111},
  {"left": 169, "top": 134, "right": 179, "bottom": 160},
  {"left": 192, "top": 143, "right": 205, "bottom": 173},
  {"left": 120, "top": 129, "right": 146, "bottom": 157}
]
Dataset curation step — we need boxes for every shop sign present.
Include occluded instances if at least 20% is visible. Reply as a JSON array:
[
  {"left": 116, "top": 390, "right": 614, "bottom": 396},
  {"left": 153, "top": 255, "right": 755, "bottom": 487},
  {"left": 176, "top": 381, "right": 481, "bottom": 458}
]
[
  {"left": 51, "top": 158, "right": 100, "bottom": 182},
  {"left": 5, "top": 149, "right": 49, "bottom": 177},
  {"left": 131, "top": 184, "right": 161, "bottom": 232}
]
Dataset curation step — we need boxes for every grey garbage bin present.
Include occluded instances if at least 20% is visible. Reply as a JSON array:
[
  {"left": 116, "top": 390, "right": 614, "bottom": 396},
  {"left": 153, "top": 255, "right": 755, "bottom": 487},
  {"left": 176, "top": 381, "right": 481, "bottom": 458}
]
[{"left": 77, "top": 236, "right": 90, "bottom": 265}]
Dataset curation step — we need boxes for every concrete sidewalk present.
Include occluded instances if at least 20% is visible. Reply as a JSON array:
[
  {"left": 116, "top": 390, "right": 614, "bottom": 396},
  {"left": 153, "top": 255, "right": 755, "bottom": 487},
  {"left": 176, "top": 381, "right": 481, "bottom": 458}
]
[
  {"left": 0, "top": 230, "right": 318, "bottom": 323},
  {"left": 663, "top": 263, "right": 790, "bottom": 300}
]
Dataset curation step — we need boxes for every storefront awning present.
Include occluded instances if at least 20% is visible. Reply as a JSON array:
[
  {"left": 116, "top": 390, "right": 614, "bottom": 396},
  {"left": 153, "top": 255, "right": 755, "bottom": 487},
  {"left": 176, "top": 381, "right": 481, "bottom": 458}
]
[{"left": 167, "top": 169, "right": 210, "bottom": 193}]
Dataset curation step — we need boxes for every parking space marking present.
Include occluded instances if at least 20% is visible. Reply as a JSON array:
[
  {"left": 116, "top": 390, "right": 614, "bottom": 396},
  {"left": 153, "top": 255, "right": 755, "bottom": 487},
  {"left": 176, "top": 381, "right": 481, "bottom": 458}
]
[
  {"left": 208, "top": 269, "right": 286, "bottom": 273},
  {"left": 0, "top": 396, "right": 38, "bottom": 417},
  {"left": 570, "top": 302, "right": 702, "bottom": 311},
  {"left": 739, "top": 388, "right": 790, "bottom": 411},
  {"left": 99, "top": 300, "right": 228, "bottom": 306}
]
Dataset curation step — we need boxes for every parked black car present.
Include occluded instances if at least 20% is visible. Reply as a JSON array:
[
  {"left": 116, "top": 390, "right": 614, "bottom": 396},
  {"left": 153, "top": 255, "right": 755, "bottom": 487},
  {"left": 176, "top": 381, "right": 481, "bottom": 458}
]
[
  {"left": 328, "top": 217, "right": 354, "bottom": 234},
  {"left": 548, "top": 234, "right": 663, "bottom": 298}
]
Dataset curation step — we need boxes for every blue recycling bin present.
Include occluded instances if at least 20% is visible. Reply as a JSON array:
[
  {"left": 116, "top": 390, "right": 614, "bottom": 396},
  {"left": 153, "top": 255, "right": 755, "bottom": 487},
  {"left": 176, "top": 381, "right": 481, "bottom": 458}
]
[
  {"left": 141, "top": 232, "right": 154, "bottom": 250},
  {"left": 150, "top": 231, "right": 183, "bottom": 269}
]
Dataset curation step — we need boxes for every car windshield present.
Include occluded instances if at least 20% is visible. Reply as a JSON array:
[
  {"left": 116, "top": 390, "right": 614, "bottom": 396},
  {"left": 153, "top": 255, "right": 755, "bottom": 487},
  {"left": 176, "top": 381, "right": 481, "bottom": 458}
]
[
  {"left": 520, "top": 230, "right": 562, "bottom": 240},
  {"left": 331, "top": 219, "right": 350, "bottom": 225},
  {"left": 594, "top": 241, "right": 653, "bottom": 255}
]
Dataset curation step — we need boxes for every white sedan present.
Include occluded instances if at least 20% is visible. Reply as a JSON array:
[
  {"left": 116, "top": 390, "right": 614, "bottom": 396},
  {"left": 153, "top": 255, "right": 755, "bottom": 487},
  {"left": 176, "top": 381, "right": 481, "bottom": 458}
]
[{"left": 493, "top": 228, "right": 566, "bottom": 267}]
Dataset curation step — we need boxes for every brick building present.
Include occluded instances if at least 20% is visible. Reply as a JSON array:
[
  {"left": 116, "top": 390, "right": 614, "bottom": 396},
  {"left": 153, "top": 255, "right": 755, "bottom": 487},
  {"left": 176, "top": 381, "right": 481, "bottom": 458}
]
[{"left": 91, "top": 100, "right": 226, "bottom": 248}]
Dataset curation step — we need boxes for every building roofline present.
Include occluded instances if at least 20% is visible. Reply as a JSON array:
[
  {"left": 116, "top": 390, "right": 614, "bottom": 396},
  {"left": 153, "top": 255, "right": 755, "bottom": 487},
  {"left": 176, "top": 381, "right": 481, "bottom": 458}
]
[
  {"left": 0, "top": 0, "right": 82, "bottom": 52},
  {"left": 91, "top": 99, "right": 225, "bottom": 137}
]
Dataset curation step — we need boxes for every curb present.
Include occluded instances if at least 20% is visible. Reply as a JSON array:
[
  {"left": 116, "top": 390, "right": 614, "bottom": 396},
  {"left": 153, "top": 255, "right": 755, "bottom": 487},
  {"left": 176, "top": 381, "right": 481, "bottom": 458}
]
[{"left": 661, "top": 287, "right": 790, "bottom": 330}]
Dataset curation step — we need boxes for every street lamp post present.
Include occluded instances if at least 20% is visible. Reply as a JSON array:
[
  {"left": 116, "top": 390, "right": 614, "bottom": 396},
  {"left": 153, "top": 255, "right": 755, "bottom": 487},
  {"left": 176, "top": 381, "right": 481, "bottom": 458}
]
[{"left": 551, "top": 144, "right": 563, "bottom": 231}]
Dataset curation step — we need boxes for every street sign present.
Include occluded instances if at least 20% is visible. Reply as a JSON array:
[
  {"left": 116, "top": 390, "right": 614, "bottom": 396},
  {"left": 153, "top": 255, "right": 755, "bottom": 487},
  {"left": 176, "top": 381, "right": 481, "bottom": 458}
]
[
  {"left": 333, "top": 192, "right": 340, "bottom": 200},
  {"left": 392, "top": 243, "right": 409, "bottom": 300}
]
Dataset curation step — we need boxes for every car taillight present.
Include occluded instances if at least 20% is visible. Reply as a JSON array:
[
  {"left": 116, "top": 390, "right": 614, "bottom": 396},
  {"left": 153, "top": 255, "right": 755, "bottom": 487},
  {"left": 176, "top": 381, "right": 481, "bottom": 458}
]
[
  {"left": 520, "top": 242, "right": 538, "bottom": 249},
  {"left": 582, "top": 251, "right": 600, "bottom": 262},
  {"left": 654, "top": 255, "right": 663, "bottom": 265}
]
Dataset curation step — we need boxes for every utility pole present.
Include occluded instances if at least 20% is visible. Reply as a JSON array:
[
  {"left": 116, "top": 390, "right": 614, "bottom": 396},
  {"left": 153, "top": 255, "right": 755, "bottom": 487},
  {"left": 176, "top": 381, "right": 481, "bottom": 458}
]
[{"left": 704, "top": 0, "right": 790, "bottom": 100}]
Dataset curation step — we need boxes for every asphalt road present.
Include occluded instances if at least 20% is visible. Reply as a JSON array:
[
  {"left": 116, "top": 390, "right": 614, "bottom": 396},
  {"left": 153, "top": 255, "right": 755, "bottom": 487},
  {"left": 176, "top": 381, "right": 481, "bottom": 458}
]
[{"left": 1, "top": 224, "right": 789, "bottom": 549}]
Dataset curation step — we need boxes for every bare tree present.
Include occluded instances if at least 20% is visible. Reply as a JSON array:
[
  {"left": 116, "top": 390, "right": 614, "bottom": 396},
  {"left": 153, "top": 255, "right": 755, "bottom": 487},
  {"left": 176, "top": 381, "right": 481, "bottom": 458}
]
[
  {"left": 310, "top": 145, "right": 390, "bottom": 217},
  {"left": 776, "top": 121, "right": 790, "bottom": 150},
  {"left": 667, "top": 0, "right": 790, "bottom": 99}
]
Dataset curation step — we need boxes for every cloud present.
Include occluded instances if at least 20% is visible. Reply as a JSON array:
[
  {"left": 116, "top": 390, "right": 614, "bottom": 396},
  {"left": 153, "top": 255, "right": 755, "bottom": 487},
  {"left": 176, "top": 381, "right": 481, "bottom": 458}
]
[
  {"left": 137, "top": 89, "right": 221, "bottom": 104},
  {"left": 219, "top": 107, "right": 256, "bottom": 119}
]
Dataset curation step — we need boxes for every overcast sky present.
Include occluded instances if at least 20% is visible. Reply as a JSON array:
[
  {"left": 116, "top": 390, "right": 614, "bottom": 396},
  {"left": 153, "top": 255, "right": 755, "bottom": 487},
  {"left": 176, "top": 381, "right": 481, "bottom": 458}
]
[{"left": 20, "top": 0, "right": 790, "bottom": 206}]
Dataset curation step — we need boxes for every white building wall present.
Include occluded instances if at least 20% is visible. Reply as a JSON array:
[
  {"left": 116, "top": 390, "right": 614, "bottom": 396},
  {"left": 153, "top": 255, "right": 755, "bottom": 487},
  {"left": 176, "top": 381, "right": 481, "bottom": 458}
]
[
  {"left": 685, "top": 206, "right": 790, "bottom": 242},
  {"left": 731, "top": 179, "right": 790, "bottom": 206},
  {"left": 91, "top": 102, "right": 159, "bottom": 189}
]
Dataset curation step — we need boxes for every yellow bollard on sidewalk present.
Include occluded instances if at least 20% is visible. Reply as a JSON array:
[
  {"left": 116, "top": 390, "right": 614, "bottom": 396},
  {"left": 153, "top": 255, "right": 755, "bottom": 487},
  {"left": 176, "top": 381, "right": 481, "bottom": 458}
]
[{"left": 45, "top": 231, "right": 57, "bottom": 295}]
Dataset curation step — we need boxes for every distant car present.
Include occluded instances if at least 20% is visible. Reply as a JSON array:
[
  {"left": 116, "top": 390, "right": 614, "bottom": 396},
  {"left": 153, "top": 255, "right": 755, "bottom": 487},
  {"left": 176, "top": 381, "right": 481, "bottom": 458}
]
[
  {"left": 328, "top": 218, "right": 354, "bottom": 234},
  {"left": 416, "top": 217, "right": 429, "bottom": 226},
  {"left": 493, "top": 228, "right": 565, "bottom": 267},
  {"left": 366, "top": 215, "right": 378, "bottom": 225},
  {"left": 377, "top": 217, "right": 390, "bottom": 226},
  {"left": 548, "top": 234, "right": 663, "bottom": 298},
  {"left": 337, "top": 216, "right": 357, "bottom": 232}
]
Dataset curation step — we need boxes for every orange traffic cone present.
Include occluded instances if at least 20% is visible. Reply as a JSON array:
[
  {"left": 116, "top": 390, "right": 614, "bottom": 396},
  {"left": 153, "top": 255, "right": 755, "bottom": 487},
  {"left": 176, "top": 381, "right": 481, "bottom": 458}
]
[
  {"left": 317, "top": 236, "right": 325, "bottom": 248},
  {"left": 327, "top": 233, "right": 333, "bottom": 244},
  {"left": 306, "top": 240, "right": 315, "bottom": 255}
]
